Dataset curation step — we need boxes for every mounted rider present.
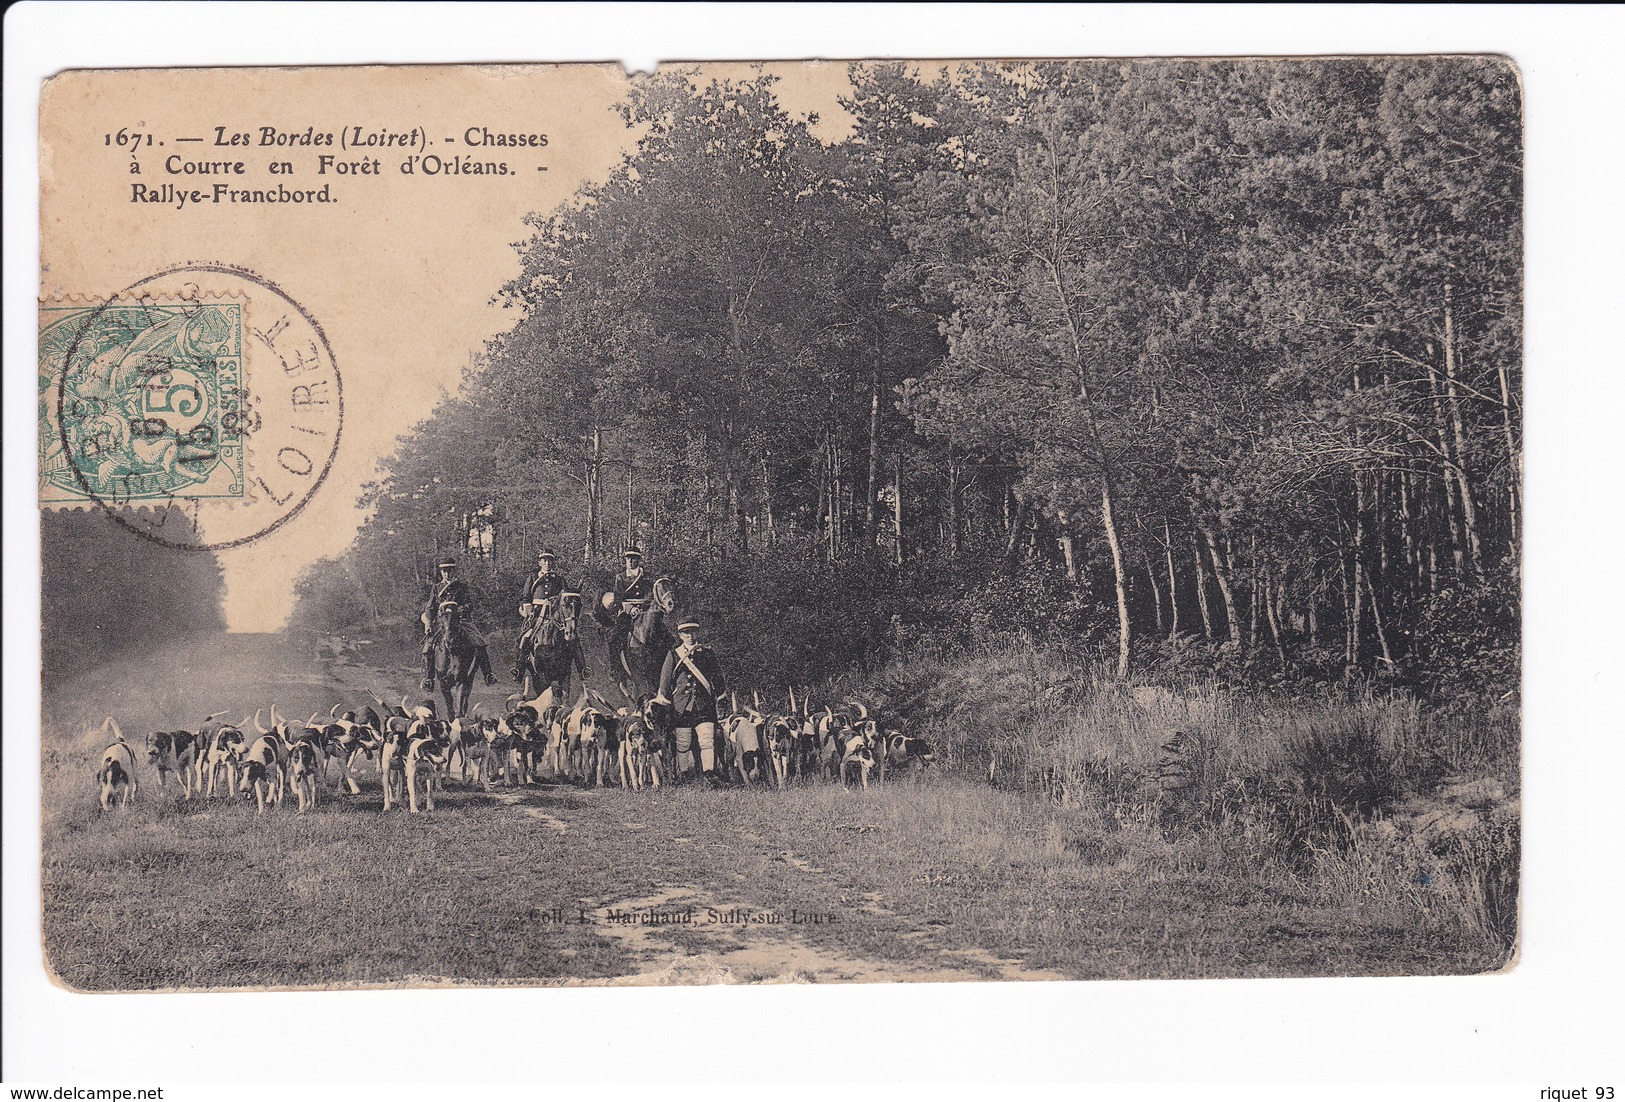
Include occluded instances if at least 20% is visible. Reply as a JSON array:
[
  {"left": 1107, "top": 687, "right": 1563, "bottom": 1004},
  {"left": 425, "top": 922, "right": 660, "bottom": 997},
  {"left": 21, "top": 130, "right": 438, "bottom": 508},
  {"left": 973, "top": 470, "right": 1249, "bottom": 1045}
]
[
  {"left": 512, "top": 548, "right": 577, "bottom": 682},
  {"left": 421, "top": 559, "right": 496, "bottom": 689},
  {"left": 598, "top": 548, "right": 653, "bottom": 651}
]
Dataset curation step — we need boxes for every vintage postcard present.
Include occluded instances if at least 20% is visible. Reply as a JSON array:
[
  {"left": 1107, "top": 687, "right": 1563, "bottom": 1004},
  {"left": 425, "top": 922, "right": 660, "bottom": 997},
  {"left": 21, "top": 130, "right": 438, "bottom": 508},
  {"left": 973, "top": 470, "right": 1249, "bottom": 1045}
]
[{"left": 37, "top": 57, "right": 1521, "bottom": 991}]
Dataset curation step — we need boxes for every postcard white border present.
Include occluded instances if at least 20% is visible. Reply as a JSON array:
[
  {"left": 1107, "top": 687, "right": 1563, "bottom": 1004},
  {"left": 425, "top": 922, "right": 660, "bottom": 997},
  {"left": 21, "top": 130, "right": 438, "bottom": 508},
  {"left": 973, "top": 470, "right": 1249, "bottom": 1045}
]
[{"left": 5, "top": 1, "right": 1622, "bottom": 1089}]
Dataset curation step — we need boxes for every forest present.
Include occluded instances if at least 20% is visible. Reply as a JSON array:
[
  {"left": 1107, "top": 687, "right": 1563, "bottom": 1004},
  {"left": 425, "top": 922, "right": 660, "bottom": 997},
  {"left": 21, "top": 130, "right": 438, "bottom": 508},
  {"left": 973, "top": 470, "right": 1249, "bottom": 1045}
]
[
  {"left": 41, "top": 506, "right": 226, "bottom": 682},
  {"left": 291, "top": 58, "right": 1522, "bottom": 709}
]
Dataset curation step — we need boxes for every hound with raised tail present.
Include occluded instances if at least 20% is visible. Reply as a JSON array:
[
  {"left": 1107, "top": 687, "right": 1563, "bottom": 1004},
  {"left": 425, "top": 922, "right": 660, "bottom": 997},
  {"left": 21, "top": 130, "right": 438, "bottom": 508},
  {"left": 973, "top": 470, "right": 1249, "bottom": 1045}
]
[
  {"left": 286, "top": 739, "right": 321, "bottom": 813},
  {"left": 763, "top": 714, "right": 795, "bottom": 790},
  {"left": 199, "top": 718, "right": 250, "bottom": 798},
  {"left": 722, "top": 700, "right": 767, "bottom": 786},
  {"left": 481, "top": 716, "right": 514, "bottom": 792},
  {"left": 378, "top": 707, "right": 425, "bottom": 812},
  {"left": 564, "top": 696, "right": 617, "bottom": 788},
  {"left": 501, "top": 706, "right": 543, "bottom": 786},
  {"left": 839, "top": 718, "right": 879, "bottom": 790},
  {"left": 405, "top": 724, "right": 454, "bottom": 813},
  {"left": 446, "top": 704, "right": 492, "bottom": 786},
  {"left": 96, "top": 718, "right": 138, "bottom": 811},
  {"left": 145, "top": 728, "right": 200, "bottom": 798},
  {"left": 616, "top": 706, "right": 653, "bottom": 790},
  {"left": 240, "top": 710, "right": 289, "bottom": 807}
]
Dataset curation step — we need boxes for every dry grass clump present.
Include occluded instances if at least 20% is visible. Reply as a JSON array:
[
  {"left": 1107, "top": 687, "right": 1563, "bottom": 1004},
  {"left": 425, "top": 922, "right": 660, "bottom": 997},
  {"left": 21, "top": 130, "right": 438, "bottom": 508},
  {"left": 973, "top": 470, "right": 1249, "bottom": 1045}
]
[{"left": 854, "top": 637, "right": 1520, "bottom": 963}]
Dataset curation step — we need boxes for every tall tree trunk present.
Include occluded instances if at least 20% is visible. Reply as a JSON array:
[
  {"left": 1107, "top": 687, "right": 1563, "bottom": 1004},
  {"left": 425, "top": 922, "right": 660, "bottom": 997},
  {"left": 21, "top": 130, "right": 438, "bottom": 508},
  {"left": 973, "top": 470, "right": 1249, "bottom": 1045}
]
[
  {"left": 584, "top": 423, "right": 603, "bottom": 561},
  {"left": 1498, "top": 359, "right": 1521, "bottom": 558},
  {"left": 1442, "top": 283, "right": 1485, "bottom": 581},
  {"left": 760, "top": 452, "right": 776, "bottom": 544},
  {"left": 1100, "top": 479, "right": 1132, "bottom": 678},
  {"left": 866, "top": 355, "right": 881, "bottom": 548},
  {"left": 890, "top": 453, "right": 904, "bottom": 566},
  {"left": 1307, "top": 576, "right": 1319, "bottom": 648},
  {"left": 1201, "top": 526, "right": 1241, "bottom": 649},
  {"left": 1163, "top": 520, "right": 1181, "bottom": 639},
  {"left": 1248, "top": 534, "right": 1261, "bottom": 647},
  {"left": 1337, "top": 541, "right": 1356, "bottom": 673},
  {"left": 1353, "top": 483, "right": 1366, "bottom": 671},
  {"left": 1056, "top": 510, "right": 1079, "bottom": 584},
  {"left": 1192, "top": 534, "right": 1214, "bottom": 640},
  {"left": 1262, "top": 558, "right": 1287, "bottom": 673},
  {"left": 946, "top": 444, "right": 962, "bottom": 557},
  {"left": 1362, "top": 565, "right": 1394, "bottom": 670},
  {"left": 1398, "top": 465, "right": 1418, "bottom": 586},
  {"left": 1039, "top": 211, "right": 1128, "bottom": 675},
  {"left": 1427, "top": 360, "right": 1466, "bottom": 580},
  {"left": 828, "top": 431, "right": 843, "bottom": 561},
  {"left": 1143, "top": 550, "right": 1165, "bottom": 635},
  {"left": 816, "top": 433, "right": 831, "bottom": 562},
  {"left": 625, "top": 463, "right": 635, "bottom": 549}
]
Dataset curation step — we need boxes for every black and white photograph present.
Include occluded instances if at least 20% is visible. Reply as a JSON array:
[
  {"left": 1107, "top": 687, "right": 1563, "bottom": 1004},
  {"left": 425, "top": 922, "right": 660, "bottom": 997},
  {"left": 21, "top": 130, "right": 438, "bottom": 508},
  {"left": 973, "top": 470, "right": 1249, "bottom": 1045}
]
[
  {"left": 34, "top": 53, "right": 1523, "bottom": 991},
  {"left": 8, "top": 5, "right": 1622, "bottom": 1093}
]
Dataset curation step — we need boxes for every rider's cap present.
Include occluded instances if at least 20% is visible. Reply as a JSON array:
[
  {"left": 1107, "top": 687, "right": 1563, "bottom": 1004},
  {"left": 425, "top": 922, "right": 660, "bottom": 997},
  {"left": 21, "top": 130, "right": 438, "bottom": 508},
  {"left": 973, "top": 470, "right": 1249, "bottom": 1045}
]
[
  {"left": 436, "top": 560, "right": 458, "bottom": 570},
  {"left": 536, "top": 549, "right": 556, "bottom": 561},
  {"left": 622, "top": 549, "right": 643, "bottom": 561},
  {"left": 677, "top": 620, "right": 701, "bottom": 632}
]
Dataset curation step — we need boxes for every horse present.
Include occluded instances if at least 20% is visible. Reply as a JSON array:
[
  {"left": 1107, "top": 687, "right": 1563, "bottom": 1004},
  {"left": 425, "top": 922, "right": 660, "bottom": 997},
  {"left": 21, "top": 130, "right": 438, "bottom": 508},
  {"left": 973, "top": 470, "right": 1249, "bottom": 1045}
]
[
  {"left": 427, "top": 604, "right": 480, "bottom": 718},
  {"left": 599, "top": 577, "right": 677, "bottom": 702},
  {"left": 518, "top": 594, "right": 588, "bottom": 701}
]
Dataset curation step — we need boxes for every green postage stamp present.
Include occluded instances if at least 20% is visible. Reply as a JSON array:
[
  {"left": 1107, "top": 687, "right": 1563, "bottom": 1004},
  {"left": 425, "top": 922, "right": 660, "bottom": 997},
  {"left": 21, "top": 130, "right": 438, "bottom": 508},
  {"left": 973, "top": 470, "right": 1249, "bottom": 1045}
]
[{"left": 38, "top": 300, "right": 247, "bottom": 507}]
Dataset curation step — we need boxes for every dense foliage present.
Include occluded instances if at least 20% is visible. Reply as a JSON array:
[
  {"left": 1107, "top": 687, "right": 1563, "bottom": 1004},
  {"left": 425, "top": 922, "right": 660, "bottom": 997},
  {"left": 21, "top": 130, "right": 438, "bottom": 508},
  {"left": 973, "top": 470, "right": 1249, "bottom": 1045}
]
[
  {"left": 42, "top": 507, "right": 227, "bottom": 682},
  {"left": 292, "top": 59, "right": 1521, "bottom": 706}
]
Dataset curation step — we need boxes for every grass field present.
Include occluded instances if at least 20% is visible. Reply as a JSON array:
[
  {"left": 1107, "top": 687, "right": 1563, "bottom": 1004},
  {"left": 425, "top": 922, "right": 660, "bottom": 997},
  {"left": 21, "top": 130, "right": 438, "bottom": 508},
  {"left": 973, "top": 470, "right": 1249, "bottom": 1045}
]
[{"left": 40, "top": 633, "right": 1517, "bottom": 990}]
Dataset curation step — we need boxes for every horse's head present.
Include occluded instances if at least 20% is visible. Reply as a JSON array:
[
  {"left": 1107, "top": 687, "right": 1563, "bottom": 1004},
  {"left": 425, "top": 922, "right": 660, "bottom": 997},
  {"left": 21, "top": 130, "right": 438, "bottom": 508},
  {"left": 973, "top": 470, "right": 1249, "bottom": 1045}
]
[{"left": 651, "top": 577, "right": 677, "bottom": 614}]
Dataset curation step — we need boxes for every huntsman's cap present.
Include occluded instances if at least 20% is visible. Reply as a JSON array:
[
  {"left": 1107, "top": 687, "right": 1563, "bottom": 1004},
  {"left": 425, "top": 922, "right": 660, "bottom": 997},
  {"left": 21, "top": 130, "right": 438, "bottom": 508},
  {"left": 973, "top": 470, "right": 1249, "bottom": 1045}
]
[
  {"left": 622, "top": 549, "right": 643, "bottom": 561},
  {"left": 537, "top": 549, "right": 556, "bottom": 560},
  {"left": 677, "top": 621, "right": 701, "bottom": 632},
  {"left": 436, "top": 560, "right": 458, "bottom": 570}
]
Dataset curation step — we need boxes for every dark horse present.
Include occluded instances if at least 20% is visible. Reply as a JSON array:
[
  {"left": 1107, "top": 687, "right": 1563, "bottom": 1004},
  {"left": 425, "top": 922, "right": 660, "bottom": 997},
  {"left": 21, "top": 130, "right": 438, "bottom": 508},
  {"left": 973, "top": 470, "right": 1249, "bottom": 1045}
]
[
  {"left": 518, "top": 594, "right": 590, "bottom": 701},
  {"left": 598, "top": 577, "right": 677, "bottom": 702},
  {"left": 428, "top": 605, "right": 480, "bottom": 718}
]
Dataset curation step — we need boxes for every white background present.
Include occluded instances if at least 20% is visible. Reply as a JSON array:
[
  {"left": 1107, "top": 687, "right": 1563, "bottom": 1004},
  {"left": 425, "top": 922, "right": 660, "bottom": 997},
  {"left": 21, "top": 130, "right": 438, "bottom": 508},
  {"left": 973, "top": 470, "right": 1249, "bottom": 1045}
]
[{"left": 5, "top": 3, "right": 1622, "bottom": 1091}]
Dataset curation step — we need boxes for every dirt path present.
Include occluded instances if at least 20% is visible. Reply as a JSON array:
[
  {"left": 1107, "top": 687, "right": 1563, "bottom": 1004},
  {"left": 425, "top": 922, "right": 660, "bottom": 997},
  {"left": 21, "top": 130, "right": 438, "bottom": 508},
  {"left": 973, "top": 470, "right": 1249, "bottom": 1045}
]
[{"left": 45, "top": 632, "right": 1070, "bottom": 986}]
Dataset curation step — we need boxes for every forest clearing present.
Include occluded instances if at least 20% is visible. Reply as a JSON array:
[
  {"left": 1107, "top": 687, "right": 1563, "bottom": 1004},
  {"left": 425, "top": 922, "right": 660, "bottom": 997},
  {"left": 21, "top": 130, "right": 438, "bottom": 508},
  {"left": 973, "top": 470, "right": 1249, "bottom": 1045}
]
[{"left": 43, "top": 632, "right": 1514, "bottom": 989}]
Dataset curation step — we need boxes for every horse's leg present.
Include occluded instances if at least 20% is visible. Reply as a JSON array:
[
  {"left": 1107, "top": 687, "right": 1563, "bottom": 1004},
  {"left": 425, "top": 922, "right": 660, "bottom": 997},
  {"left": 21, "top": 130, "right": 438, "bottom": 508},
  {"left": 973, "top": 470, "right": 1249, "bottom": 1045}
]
[{"left": 459, "top": 655, "right": 476, "bottom": 716}]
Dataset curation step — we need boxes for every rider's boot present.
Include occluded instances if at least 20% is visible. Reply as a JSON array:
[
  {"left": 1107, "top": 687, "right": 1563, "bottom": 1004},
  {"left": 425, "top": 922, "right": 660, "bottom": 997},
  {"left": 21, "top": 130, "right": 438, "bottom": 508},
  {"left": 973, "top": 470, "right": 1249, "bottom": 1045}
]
[{"left": 421, "top": 654, "right": 435, "bottom": 692}]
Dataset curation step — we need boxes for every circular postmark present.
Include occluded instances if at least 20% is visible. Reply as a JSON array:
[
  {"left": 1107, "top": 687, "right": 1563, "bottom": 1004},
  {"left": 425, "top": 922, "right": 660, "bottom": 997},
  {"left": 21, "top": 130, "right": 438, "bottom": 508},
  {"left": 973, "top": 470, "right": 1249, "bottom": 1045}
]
[{"left": 42, "top": 263, "right": 343, "bottom": 551}]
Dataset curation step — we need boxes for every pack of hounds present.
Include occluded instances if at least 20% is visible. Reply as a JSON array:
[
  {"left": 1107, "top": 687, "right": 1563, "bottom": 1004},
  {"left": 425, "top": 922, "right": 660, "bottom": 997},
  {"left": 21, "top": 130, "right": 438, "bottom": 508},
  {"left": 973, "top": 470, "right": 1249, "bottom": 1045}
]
[{"left": 92, "top": 688, "right": 937, "bottom": 815}]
